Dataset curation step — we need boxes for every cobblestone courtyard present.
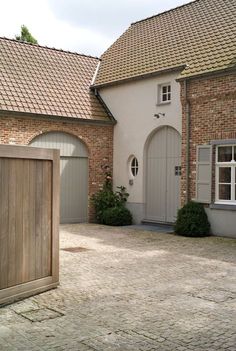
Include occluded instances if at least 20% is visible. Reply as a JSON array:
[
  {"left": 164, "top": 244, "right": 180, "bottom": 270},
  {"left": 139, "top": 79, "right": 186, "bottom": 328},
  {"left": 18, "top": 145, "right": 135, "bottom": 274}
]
[{"left": 0, "top": 224, "right": 236, "bottom": 351}]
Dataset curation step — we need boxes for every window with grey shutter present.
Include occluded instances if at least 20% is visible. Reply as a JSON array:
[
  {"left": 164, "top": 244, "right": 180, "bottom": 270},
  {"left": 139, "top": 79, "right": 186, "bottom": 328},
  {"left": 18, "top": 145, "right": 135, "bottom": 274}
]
[{"left": 195, "top": 145, "right": 212, "bottom": 203}]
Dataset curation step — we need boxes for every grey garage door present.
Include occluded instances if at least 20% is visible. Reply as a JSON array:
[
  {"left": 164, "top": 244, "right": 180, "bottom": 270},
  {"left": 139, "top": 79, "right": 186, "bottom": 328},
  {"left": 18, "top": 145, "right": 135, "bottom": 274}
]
[
  {"left": 146, "top": 126, "right": 181, "bottom": 223},
  {"left": 30, "top": 132, "right": 88, "bottom": 223}
]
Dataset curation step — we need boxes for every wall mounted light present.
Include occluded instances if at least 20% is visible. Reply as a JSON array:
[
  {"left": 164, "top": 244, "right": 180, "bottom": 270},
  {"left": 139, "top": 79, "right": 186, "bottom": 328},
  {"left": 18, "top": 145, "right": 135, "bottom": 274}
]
[{"left": 154, "top": 113, "right": 165, "bottom": 119}]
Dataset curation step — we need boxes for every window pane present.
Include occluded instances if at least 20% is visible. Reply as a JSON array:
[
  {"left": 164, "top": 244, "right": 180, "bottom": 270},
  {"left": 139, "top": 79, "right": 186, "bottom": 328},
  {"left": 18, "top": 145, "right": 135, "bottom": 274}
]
[
  {"left": 131, "top": 157, "right": 138, "bottom": 176},
  {"left": 219, "top": 167, "right": 231, "bottom": 183},
  {"left": 162, "top": 94, "right": 167, "bottom": 101},
  {"left": 131, "top": 158, "right": 137, "bottom": 168},
  {"left": 234, "top": 146, "right": 236, "bottom": 161},
  {"left": 167, "top": 85, "right": 171, "bottom": 93},
  {"left": 168, "top": 93, "right": 171, "bottom": 100},
  {"left": 218, "top": 146, "right": 232, "bottom": 162},
  {"left": 131, "top": 167, "right": 138, "bottom": 176},
  {"left": 219, "top": 184, "right": 231, "bottom": 200},
  {"left": 162, "top": 86, "right": 167, "bottom": 93}
]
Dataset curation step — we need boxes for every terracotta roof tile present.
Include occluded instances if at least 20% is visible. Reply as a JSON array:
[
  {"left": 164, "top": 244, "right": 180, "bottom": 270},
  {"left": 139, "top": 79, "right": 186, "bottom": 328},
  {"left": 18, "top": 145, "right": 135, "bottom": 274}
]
[
  {"left": 0, "top": 38, "right": 110, "bottom": 121},
  {"left": 95, "top": 0, "right": 236, "bottom": 86}
]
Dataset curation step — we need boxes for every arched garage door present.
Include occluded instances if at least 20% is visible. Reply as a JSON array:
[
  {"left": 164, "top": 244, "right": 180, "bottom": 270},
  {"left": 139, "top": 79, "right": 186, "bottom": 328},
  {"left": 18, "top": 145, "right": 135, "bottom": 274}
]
[
  {"left": 146, "top": 126, "right": 181, "bottom": 223},
  {"left": 31, "top": 132, "right": 88, "bottom": 223}
]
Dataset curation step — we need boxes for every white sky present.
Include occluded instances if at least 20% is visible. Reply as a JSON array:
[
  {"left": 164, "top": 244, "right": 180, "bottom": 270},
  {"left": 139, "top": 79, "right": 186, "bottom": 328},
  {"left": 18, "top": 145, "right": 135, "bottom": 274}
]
[{"left": 0, "top": 0, "right": 192, "bottom": 57}]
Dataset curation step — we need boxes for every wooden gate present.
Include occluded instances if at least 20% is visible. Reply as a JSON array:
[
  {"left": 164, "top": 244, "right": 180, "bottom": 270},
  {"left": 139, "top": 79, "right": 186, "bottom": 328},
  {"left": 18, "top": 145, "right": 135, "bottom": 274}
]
[{"left": 0, "top": 144, "right": 60, "bottom": 306}]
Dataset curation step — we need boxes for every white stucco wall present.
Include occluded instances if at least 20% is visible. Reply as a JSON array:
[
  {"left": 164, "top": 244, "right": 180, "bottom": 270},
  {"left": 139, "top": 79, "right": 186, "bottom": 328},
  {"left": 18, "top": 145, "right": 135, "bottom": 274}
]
[
  {"left": 206, "top": 208, "right": 236, "bottom": 238},
  {"left": 99, "top": 72, "right": 182, "bottom": 222}
]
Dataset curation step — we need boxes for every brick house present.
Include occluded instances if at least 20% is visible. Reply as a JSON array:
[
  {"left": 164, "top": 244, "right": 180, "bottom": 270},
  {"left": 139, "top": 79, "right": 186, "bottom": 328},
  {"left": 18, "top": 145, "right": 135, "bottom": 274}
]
[
  {"left": 0, "top": 38, "right": 115, "bottom": 223},
  {"left": 1, "top": 0, "right": 235, "bottom": 237},
  {"left": 93, "top": 0, "right": 236, "bottom": 237}
]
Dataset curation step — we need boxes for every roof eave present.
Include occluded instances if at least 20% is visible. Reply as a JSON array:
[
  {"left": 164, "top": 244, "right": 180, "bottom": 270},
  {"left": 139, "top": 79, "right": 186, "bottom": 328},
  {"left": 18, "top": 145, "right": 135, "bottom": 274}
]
[
  {"left": 0, "top": 109, "right": 116, "bottom": 125},
  {"left": 92, "top": 64, "right": 187, "bottom": 89},
  {"left": 176, "top": 66, "right": 236, "bottom": 82}
]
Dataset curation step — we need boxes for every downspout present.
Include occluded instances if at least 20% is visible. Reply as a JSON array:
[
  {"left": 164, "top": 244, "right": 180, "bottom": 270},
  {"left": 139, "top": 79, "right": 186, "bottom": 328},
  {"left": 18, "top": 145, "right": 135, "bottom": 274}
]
[{"left": 184, "top": 79, "right": 190, "bottom": 204}]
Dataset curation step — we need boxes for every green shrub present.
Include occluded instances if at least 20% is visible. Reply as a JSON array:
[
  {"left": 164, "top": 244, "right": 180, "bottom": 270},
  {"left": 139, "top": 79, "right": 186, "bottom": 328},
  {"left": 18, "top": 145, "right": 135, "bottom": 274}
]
[
  {"left": 102, "top": 206, "right": 132, "bottom": 226},
  {"left": 115, "top": 186, "right": 129, "bottom": 205},
  {"left": 92, "top": 188, "right": 120, "bottom": 223},
  {"left": 91, "top": 166, "right": 130, "bottom": 224},
  {"left": 174, "top": 201, "right": 210, "bottom": 237}
]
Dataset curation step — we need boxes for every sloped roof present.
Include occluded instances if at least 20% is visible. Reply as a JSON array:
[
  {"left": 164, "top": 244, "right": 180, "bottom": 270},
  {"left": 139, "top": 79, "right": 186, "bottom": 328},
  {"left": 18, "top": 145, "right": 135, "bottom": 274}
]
[
  {"left": 94, "top": 0, "right": 236, "bottom": 87},
  {"left": 0, "top": 37, "right": 110, "bottom": 121}
]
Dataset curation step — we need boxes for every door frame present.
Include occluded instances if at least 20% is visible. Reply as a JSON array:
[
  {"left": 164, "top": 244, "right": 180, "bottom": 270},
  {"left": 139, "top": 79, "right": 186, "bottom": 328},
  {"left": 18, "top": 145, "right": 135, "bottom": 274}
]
[{"left": 143, "top": 125, "right": 182, "bottom": 223}]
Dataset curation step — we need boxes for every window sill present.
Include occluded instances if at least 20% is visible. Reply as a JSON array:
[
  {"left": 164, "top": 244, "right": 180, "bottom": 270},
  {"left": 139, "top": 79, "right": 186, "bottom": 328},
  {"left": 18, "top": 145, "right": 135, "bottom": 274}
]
[
  {"left": 156, "top": 101, "right": 171, "bottom": 106},
  {"left": 210, "top": 203, "right": 236, "bottom": 211}
]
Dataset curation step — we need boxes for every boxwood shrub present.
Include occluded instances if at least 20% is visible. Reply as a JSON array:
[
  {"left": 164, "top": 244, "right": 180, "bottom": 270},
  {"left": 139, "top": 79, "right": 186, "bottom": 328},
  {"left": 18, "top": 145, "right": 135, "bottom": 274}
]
[
  {"left": 174, "top": 201, "right": 210, "bottom": 237},
  {"left": 102, "top": 206, "right": 132, "bottom": 226}
]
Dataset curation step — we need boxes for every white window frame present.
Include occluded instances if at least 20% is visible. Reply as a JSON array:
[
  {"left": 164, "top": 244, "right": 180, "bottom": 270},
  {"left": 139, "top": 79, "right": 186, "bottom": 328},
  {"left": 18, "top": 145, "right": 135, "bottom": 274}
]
[
  {"left": 130, "top": 156, "right": 138, "bottom": 178},
  {"left": 215, "top": 145, "right": 236, "bottom": 204},
  {"left": 157, "top": 83, "right": 171, "bottom": 105}
]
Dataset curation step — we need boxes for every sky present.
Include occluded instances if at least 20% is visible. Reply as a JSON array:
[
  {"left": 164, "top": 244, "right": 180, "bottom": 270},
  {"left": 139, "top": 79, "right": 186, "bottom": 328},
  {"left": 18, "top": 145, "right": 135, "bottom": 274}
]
[{"left": 0, "top": 0, "right": 191, "bottom": 57}]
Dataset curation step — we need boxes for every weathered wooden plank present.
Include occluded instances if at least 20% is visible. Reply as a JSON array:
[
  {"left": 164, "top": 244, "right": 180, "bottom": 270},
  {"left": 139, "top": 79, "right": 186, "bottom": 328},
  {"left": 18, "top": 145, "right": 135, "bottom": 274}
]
[
  {"left": 28, "top": 160, "right": 36, "bottom": 281},
  {"left": 35, "top": 160, "right": 43, "bottom": 280},
  {"left": 0, "top": 159, "right": 9, "bottom": 290},
  {"left": 52, "top": 150, "right": 60, "bottom": 283},
  {"left": 0, "top": 277, "right": 56, "bottom": 303},
  {"left": 7, "top": 159, "right": 17, "bottom": 288},
  {"left": 0, "top": 144, "right": 55, "bottom": 160},
  {"left": 21, "top": 160, "right": 30, "bottom": 283},
  {"left": 14, "top": 159, "right": 24, "bottom": 285},
  {"left": 41, "top": 161, "right": 52, "bottom": 278}
]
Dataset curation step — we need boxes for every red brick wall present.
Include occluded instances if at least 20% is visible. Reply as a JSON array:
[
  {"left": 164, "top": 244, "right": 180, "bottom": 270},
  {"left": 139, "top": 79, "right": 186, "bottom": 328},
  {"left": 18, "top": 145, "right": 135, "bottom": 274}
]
[
  {"left": 180, "top": 72, "right": 236, "bottom": 204},
  {"left": 0, "top": 113, "right": 113, "bottom": 220}
]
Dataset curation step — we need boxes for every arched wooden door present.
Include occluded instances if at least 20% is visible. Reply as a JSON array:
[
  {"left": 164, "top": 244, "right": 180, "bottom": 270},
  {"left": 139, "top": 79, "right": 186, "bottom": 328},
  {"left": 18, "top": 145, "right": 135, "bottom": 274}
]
[
  {"left": 146, "top": 126, "right": 181, "bottom": 223},
  {"left": 31, "top": 132, "right": 88, "bottom": 223}
]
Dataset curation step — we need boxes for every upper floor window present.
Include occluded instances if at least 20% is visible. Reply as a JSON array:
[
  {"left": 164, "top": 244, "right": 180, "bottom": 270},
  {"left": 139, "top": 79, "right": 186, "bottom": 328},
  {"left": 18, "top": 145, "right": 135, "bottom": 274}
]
[
  {"left": 158, "top": 83, "right": 171, "bottom": 104},
  {"left": 216, "top": 145, "right": 236, "bottom": 203}
]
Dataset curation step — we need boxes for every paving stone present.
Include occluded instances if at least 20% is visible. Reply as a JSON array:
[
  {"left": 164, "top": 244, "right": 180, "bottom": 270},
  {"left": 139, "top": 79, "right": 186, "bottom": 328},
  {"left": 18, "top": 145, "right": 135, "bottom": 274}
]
[
  {"left": 191, "top": 288, "right": 236, "bottom": 303},
  {"left": 0, "top": 326, "right": 12, "bottom": 338},
  {"left": 20, "top": 308, "right": 64, "bottom": 322},
  {"left": 0, "top": 223, "right": 235, "bottom": 351}
]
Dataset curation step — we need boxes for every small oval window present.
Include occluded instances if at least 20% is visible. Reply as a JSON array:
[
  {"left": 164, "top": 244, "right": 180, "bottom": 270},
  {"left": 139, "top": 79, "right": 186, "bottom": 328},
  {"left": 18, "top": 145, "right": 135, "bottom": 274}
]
[{"left": 131, "top": 157, "right": 138, "bottom": 177}]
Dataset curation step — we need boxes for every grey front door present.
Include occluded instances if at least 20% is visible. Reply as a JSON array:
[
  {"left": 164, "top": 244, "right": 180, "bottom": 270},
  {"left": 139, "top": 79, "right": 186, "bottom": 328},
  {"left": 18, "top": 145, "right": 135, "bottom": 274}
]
[
  {"left": 30, "top": 132, "right": 88, "bottom": 223},
  {"left": 146, "top": 126, "right": 181, "bottom": 223}
]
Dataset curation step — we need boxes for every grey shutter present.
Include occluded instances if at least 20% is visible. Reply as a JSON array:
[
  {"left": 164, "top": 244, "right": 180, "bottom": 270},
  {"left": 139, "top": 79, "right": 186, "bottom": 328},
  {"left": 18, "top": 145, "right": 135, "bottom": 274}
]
[{"left": 195, "top": 145, "right": 212, "bottom": 203}]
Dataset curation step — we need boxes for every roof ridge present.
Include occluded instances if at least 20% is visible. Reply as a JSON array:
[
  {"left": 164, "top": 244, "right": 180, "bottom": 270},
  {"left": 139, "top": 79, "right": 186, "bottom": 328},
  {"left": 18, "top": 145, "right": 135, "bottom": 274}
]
[
  {"left": 131, "top": 0, "right": 201, "bottom": 25},
  {"left": 0, "top": 36, "right": 100, "bottom": 60}
]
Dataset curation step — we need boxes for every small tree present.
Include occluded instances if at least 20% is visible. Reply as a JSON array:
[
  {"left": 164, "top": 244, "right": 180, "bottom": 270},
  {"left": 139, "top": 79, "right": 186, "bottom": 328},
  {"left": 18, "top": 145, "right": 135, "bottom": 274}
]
[{"left": 15, "top": 25, "right": 38, "bottom": 44}]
